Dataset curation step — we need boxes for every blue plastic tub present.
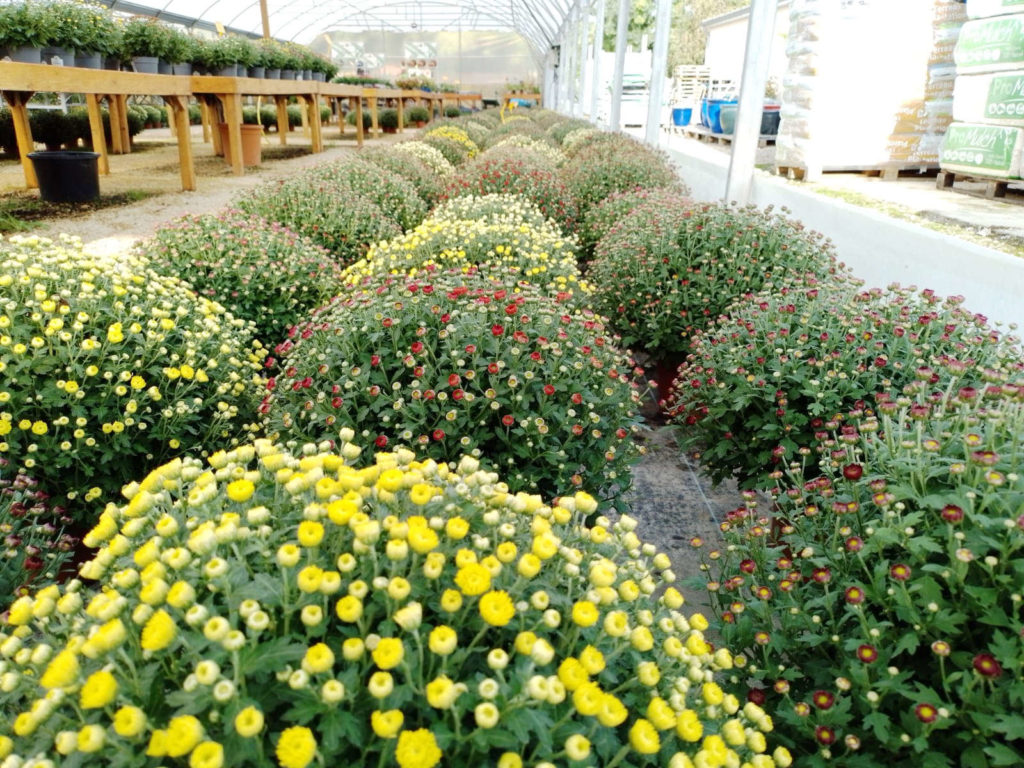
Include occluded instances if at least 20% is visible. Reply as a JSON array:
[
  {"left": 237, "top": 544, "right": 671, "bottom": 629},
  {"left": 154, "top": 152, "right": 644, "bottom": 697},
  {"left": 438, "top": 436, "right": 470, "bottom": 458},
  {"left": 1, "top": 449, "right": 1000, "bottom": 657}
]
[{"left": 671, "top": 107, "right": 692, "bottom": 126}]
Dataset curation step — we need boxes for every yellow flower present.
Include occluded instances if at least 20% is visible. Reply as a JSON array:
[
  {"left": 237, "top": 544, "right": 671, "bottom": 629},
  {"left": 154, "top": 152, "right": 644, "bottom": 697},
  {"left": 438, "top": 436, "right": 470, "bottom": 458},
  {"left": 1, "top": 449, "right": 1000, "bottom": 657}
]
[
  {"left": 676, "top": 709, "right": 703, "bottom": 742},
  {"left": 517, "top": 553, "right": 542, "bottom": 578},
  {"left": 572, "top": 682, "right": 603, "bottom": 716},
  {"left": 377, "top": 468, "right": 405, "bottom": 492},
  {"left": 565, "top": 733, "right": 591, "bottom": 761},
  {"left": 497, "top": 754, "right": 522, "bottom": 768},
  {"left": 234, "top": 706, "right": 264, "bottom": 737},
  {"left": 226, "top": 479, "right": 255, "bottom": 503},
  {"left": 166, "top": 714, "right": 204, "bottom": 757},
  {"left": 773, "top": 746, "right": 794, "bottom": 767},
  {"left": 130, "top": 375, "right": 146, "bottom": 390},
  {"left": 297, "top": 566, "right": 323, "bottom": 593},
  {"left": 80, "top": 669, "right": 118, "bottom": 708},
  {"left": 409, "top": 483, "right": 437, "bottom": 506},
  {"left": 78, "top": 723, "right": 106, "bottom": 752},
  {"left": 335, "top": 595, "right": 363, "bottom": 622},
  {"left": 578, "top": 645, "right": 605, "bottom": 675},
  {"left": 371, "top": 709, "right": 404, "bottom": 738},
  {"left": 598, "top": 694, "right": 628, "bottom": 727},
  {"left": 368, "top": 671, "right": 394, "bottom": 698},
  {"left": 474, "top": 702, "right": 500, "bottom": 728},
  {"left": 342, "top": 637, "right": 365, "bottom": 660},
  {"left": 190, "top": 741, "right": 224, "bottom": 768},
  {"left": 637, "top": 661, "right": 661, "bottom": 686},
  {"left": 629, "top": 719, "right": 661, "bottom": 755},
  {"left": 408, "top": 524, "right": 439, "bottom": 554},
  {"left": 372, "top": 637, "right": 405, "bottom": 670},
  {"left": 298, "top": 521, "right": 324, "bottom": 547},
  {"left": 557, "top": 658, "right": 589, "bottom": 691},
  {"left": 454, "top": 562, "right": 491, "bottom": 596},
  {"left": 445, "top": 516, "right": 469, "bottom": 539},
  {"left": 141, "top": 609, "right": 177, "bottom": 651},
  {"left": 396, "top": 729, "right": 442, "bottom": 768},
  {"left": 440, "top": 589, "right": 462, "bottom": 612},
  {"left": 31, "top": 420, "right": 48, "bottom": 435},
  {"left": 702, "top": 682, "right": 724, "bottom": 706},
  {"left": 276, "top": 726, "right": 318, "bottom": 768},
  {"left": 113, "top": 705, "right": 147, "bottom": 737},
  {"left": 147, "top": 729, "right": 168, "bottom": 756},
  {"left": 40, "top": 649, "right": 80, "bottom": 689},
  {"left": 479, "top": 590, "right": 516, "bottom": 627},
  {"left": 426, "top": 675, "right": 462, "bottom": 709},
  {"left": 571, "top": 600, "right": 599, "bottom": 627},
  {"left": 428, "top": 625, "right": 457, "bottom": 655},
  {"left": 302, "top": 643, "right": 335, "bottom": 674}
]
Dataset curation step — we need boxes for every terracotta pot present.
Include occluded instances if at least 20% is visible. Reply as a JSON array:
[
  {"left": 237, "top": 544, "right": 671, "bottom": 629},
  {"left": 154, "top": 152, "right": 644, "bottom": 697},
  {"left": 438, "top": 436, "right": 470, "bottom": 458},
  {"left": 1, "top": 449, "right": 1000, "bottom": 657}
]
[{"left": 217, "top": 123, "right": 263, "bottom": 166}]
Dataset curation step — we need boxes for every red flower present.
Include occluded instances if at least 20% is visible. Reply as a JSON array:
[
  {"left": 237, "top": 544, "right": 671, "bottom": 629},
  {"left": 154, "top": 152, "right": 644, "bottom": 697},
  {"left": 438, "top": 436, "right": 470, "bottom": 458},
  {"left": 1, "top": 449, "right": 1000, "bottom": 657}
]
[
  {"left": 973, "top": 653, "right": 1002, "bottom": 678},
  {"left": 739, "top": 559, "right": 756, "bottom": 574},
  {"left": 371, "top": 355, "right": 380, "bottom": 367},
  {"left": 812, "top": 567, "right": 831, "bottom": 584},
  {"left": 843, "top": 464, "right": 863, "bottom": 481},
  {"left": 812, "top": 690, "right": 835, "bottom": 710},
  {"left": 815, "top": 726, "right": 837, "bottom": 746},
  {"left": 915, "top": 703, "right": 938, "bottom": 723},
  {"left": 491, "top": 324, "right": 504, "bottom": 337},
  {"left": 571, "top": 393, "right": 583, "bottom": 404},
  {"left": 410, "top": 341, "right": 424, "bottom": 354},
  {"left": 543, "top": 384, "right": 555, "bottom": 396},
  {"left": 487, "top": 363, "right": 499, "bottom": 374},
  {"left": 432, "top": 429, "right": 445, "bottom": 441},
  {"left": 375, "top": 435, "right": 388, "bottom": 448},
  {"left": 448, "top": 373, "right": 461, "bottom": 387},
  {"left": 889, "top": 563, "right": 912, "bottom": 581},
  {"left": 505, "top": 303, "right": 518, "bottom": 316},
  {"left": 452, "top": 389, "right": 464, "bottom": 401},
  {"left": 502, "top": 415, "right": 515, "bottom": 427},
  {"left": 845, "top": 536, "right": 864, "bottom": 553},
  {"left": 464, "top": 344, "right": 476, "bottom": 354},
  {"left": 747, "top": 688, "right": 767, "bottom": 706},
  {"left": 940, "top": 504, "right": 964, "bottom": 523},
  {"left": 856, "top": 644, "right": 878, "bottom": 663},
  {"left": 331, "top": 397, "right": 343, "bottom": 409},
  {"left": 382, "top": 318, "right": 393, "bottom": 328},
  {"left": 844, "top": 586, "right": 865, "bottom": 605}
]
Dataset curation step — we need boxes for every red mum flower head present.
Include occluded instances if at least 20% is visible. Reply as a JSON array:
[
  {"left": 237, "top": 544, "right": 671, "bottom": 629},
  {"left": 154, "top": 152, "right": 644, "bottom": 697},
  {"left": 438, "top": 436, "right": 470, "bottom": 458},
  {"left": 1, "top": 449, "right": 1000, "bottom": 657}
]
[
  {"left": 856, "top": 644, "right": 878, "bottom": 663},
  {"left": 845, "top": 536, "right": 864, "bottom": 553},
  {"left": 915, "top": 703, "right": 938, "bottom": 723},
  {"left": 747, "top": 688, "right": 767, "bottom": 706},
  {"left": 815, "top": 726, "right": 837, "bottom": 746},
  {"left": 889, "top": 563, "right": 912, "bottom": 581},
  {"left": 501, "top": 414, "right": 515, "bottom": 427},
  {"left": 491, "top": 324, "right": 504, "bottom": 336},
  {"left": 410, "top": 341, "right": 424, "bottom": 354},
  {"left": 754, "top": 631, "right": 770, "bottom": 645},
  {"left": 432, "top": 429, "right": 445, "bottom": 441},
  {"left": 843, "top": 464, "right": 863, "bottom": 481},
  {"left": 739, "top": 559, "right": 756, "bottom": 574},
  {"left": 844, "top": 586, "right": 865, "bottom": 605},
  {"left": 448, "top": 373, "right": 461, "bottom": 388},
  {"left": 543, "top": 384, "right": 555, "bottom": 396},
  {"left": 375, "top": 435, "right": 388, "bottom": 448},
  {"left": 812, "top": 690, "right": 835, "bottom": 710},
  {"left": 940, "top": 504, "right": 964, "bottom": 523},
  {"left": 812, "top": 567, "right": 831, "bottom": 584},
  {"left": 973, "top": 653, "right": 1002, "bottom": 678}
]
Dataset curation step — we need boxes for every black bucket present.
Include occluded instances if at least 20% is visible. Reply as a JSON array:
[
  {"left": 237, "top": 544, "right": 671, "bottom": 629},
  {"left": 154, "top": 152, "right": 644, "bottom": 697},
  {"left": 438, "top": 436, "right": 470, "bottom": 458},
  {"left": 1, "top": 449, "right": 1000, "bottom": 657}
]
[{"left": 28, "top": 151, "right": 101, "bottom": 203}]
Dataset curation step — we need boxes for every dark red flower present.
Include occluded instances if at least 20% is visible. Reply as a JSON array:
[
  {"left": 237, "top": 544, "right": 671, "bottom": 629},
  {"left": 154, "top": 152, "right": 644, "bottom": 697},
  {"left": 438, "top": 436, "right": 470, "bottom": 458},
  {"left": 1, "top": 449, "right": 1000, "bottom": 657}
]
[
  {"left": 747, "top": 688, "right": 767, "bottom": 706},
  {"left": 940, "top": 504, "right": 964, "bottom": 523},
  {"left": 844, "top": 586, "right": 865, "bottom": 605},
  {"left": 812, "top": 567, "right": 831, "bottom": 584},
  {"left": 889, "top": 563, "right": 911, "bottom": 581},
  {"left": 410, "top": 341, "right": 424, "bottom": 354},
  {"left": 448, "top": 373, "right": 461, "bottom": 388},
  {"left": 371, "top": 355, "right": 380, "bottom": 367},
  {"left": 973, "top": 653, "right": 1002, "bottom": 678},
  {"left": 915, "top": 703, "right": 938, "bottom": 723},
  {"left": 843, "top": 464, "right": 863, "bottom": 481},
  {"left": 856, "top": 644, "right": 878, "bottom": 663},
  {"left": 375, "top": 435, "right": 388, "bottom": 448},
  {"left": 845, "top": 536, "right": 864, "bottom": 553},
  {"left": 543, "top": 384, "right": 555, "bottom": 396},
  {"left": 432, "top": 429, "right": 445, "bottom": 441},
  {"left": 812, "top": 690, "right": 835, "bottom": 710},
  {"left": 487, "top": 363, "right": 499, "bottom": 374},
  {"left": 491, "top": 324, "right": 504, "bottom": 337},
  {"left": 815, "top": 725, "right": 837, "bottom": 746}
]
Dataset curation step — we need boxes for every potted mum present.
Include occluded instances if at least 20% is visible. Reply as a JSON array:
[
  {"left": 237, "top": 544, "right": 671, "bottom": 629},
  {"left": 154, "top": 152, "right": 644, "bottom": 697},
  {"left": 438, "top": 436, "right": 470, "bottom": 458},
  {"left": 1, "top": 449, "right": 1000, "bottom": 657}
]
[
  {"left": 407, "top": 105, "right": 430, "bottom": 128},
  {"left": 120, "top": 17, "right": 172, "bottom": 73},
  {"left": 0, "top": 1, "right": 50, "bottom": 63}
]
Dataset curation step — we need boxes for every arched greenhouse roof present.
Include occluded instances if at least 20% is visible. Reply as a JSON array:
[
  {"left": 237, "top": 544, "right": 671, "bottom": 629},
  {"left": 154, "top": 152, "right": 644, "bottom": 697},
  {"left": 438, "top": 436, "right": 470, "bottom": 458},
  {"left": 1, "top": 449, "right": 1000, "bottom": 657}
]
[{"left": 102, "top": 0, "right": 576, "bottom": 55}]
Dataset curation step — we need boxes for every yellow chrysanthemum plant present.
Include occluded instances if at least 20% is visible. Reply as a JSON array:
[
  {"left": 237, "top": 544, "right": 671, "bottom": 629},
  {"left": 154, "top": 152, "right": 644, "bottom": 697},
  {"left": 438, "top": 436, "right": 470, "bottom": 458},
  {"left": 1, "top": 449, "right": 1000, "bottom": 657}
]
[
  {"left": 340, "top": 196, "right": 586, "bottom": 298},
  {"left": 0, "top": 438, "right": 788, "bottom": 768},
  {"left": 422, "top": 125, "right": 480, "bottom": 158},
  {"left": 0, "top": 235, "right": 267, "bottom": 519}
]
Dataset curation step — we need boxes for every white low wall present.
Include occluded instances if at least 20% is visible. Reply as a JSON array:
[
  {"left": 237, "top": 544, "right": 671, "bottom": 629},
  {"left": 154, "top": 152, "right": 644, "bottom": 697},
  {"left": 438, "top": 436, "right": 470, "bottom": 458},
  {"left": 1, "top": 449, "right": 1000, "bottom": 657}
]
[{"left": 664, "top": 140, "right": 1024, "bottom": 333}]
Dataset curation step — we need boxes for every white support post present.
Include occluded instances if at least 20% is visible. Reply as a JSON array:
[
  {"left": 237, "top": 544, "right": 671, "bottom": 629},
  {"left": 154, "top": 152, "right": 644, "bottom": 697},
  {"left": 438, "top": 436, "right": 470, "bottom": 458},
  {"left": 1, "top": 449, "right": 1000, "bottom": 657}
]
[
  {"left": 591, "top": 0, "right": 607, "bottom": 123},
  {"left": 568, "top": 5, "right": 581, "bottom": 117},
  {"left": 644, "top": 0, "right": 672, "bottom": 145},
  {"left": 544, "top": 58, "right": 556, "bottom": 109},
  {"left": 609, "top": 0, "right": 630, "bottom": 131},
  {"left": 725, "top": 0, "right": 779, "bottom": 204},
  {"left": 576, "top": 5, "right": 590, "bottom": 117},
  {"left": 557, "top": 37, "right": 569, "bottom": 111}
]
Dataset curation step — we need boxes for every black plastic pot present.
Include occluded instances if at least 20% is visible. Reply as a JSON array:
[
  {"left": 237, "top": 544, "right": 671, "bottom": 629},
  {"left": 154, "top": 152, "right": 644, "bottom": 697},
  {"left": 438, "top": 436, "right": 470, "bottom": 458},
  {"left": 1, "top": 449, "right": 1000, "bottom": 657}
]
[{"left": 28, "top": 151, "right": 100, "bottom": 203}]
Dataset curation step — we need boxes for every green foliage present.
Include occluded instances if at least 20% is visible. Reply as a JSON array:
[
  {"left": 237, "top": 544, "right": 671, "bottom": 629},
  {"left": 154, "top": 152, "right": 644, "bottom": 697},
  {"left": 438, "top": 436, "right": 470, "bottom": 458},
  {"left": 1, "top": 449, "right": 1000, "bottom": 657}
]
[
  {"left": 377, "top": 108, "right": 399, "bottom": 130},
  {"left": 580, "top": 186, "right": 691, "bottom": 260},
  {"left": 141, "top": 212, "right": 343, "bottom": 348},
  {"left": 406, "top": 105, "right": 430, "bottom": 124},
  {"left": 305, "top": 158, "right": 427, "bottom": 231},
  {"left": 358, "top": 147, "right": 446, "bottom": 207},
  {"left": 28, "top": 109, "right": 76, "bottom": 148},
  {"left": 344, "top": 109, "right": 373, "bottom": 129},
  {"left": 0, "top": 1, "right": 50, "bottom": 48},
  {"left": 588, "top": 203, "right": 837, "bottom": 362}
]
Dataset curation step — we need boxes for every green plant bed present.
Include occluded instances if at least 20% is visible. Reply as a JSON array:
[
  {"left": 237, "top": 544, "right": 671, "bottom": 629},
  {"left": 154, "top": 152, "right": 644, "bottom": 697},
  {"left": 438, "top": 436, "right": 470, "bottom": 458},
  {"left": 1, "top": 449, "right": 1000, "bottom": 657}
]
[
  {"left": 695, "top": 368, "right": 1024, "bottom": 768},
  {"left": 140, "top": 212, "right": 344, "bottom": 349},
  {"left": 667, "top": 280, "right": 1024, "bottom": 488},
  {"left": 262, "top": 269, "right": 645, "bottom": 505},
  {"left": 588, "top": 203, "right": 839, "bottom": 365},
  {"left": 0, "top": 235, "right": 266, "bottom": 519},
  {"left": 345, "top": 110, "right": 373, "bottom": 130},
  {"left": 581, "top": 187, "right": 692, "bottom": 261},
  {"left": 358, "top": 147, "right": 445, "bottom": 207}
]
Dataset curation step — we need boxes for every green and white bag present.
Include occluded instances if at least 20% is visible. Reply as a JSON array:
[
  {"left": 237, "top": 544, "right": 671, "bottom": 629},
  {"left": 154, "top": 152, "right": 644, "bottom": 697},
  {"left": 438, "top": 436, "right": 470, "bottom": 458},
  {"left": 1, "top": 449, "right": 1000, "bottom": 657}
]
[
  {"left": 940, "top": 121, "right": 1024, "bottom": 176},
  {"left": 955, "top": 14, "right": 1024, "bottom": 73}
]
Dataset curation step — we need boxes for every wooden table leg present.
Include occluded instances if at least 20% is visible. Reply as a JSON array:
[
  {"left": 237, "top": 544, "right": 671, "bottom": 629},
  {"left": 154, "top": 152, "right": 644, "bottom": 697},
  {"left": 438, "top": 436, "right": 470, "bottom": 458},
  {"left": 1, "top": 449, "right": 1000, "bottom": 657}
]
[
  {"left": 305, "top": 94, "right": 323, "bottom": 153},
  {"left": 337, "top": 99, "right": 345, "bottom": 137},
  {"left": 219, "top": 92, "right": 244, "bottom": 176},
  {"left": 370, "top": 95, "right": 379, "bottom": 138},
  {"left": 397, "top": 97, "right": 405, "bottom": 133},
  {"left": 2, "top": 90, "right": 38, "bottom": 189},
  {"left": 115, "top": 94, "right": 130, "bottom": 154},
  {"left": 354, "top": 97, "right": 364, "bottom": 148},
  {"left": 275, "top": 96, "right": 289, "bottom": 145},
  {"left": 205, "top": 97, "right": 223, "bottom": 157},
  {"left": 85, "top": 93, "right": 108, "bottom": 175},
  {"left": 200, "top": 99, "right": 212, "bottom": 143},
  {"left": 165, "top": 95, "right": 196, "bottom": 192},
  {"left": 107, "top": 94, "right": 123, "bottom": 154}
]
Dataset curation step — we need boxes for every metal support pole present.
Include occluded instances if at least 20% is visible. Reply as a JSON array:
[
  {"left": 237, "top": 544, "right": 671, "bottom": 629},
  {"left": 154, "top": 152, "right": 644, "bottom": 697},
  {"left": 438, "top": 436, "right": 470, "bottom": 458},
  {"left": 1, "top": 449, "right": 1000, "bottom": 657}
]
[
  {"left": 576, "top": 5, "right": 589, "bottom": 117},
  {"left": 609, "top": 0, "right": 630, "bottom": 130},
  {"left": 644, "top": 0, "right": 672, "bottom": 144},
  {"left": 725, "top": 0, "right": 779, "bottom": 204},
  {"left": 558, "top": 38, "right": 569, "bottom": 111},
  {"left": 566, "top": 8, "right": 578, "bottom": 116},
  {"left": 591, "top": 0, "right": 607, "bottom": 123}
]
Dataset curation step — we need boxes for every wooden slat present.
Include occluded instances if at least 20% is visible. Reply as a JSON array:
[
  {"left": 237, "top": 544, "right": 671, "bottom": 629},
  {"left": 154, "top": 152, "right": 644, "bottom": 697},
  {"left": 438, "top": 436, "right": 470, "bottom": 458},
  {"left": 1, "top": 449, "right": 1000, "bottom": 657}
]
[
  {"left": 2, "top": 90, "right": 37, "bottom": 189},
  {"left": 165, "top": 95, "right": 196, "bottom": 191},
  {"left": 0, "top": 61, "right": 191, "bottom": 95},
  {"left": 84, "top": 94, "right": 108, "bottom": 174}
]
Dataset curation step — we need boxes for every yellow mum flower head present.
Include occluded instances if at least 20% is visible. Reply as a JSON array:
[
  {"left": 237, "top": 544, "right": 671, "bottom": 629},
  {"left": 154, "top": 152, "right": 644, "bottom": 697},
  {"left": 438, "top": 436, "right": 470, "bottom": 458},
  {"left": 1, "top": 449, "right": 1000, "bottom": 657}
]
[
  {"left": 40, "top": 649, "right": 80, "bottom": 689},
  {"left": 77, "top": 723, "right": 106, "bottom": 753},
  {"left": 372, "top": 637, "right": 405, "bottom": 670},
  {"left": 371, "top": 709, "right": 404, "bottom": 738},
  {"left": 597, "top": 693, "right": 628, "bottom": 727},
  {"left": 426, "top": 675, "right": 463, "bottom": 709},
  {"left": 276, "top": 726, "right": 318, "bottom": 768},
  {"left": 234, "top": 706, "right": 264, "bottom": 737},
  {"left": 557, "top": 658, "right": 589, "bottom": 691},
  {"left": 572, "top": 681, "right": 603, "bottom": 716},
  {"left": 407, "top": 524, "right": 439, "bottom": 554},
  {"left": 571, "top": 600, "right": 599, "bottom": 627},
  {"left": 395, "top": 728, "right": 442, "bottom": 768},
  {"left": 80, "top": 669, "right": 118, "bottom": 709},
  {"left": 702, "top": 681, "right": 725, "bottom": 706},
  {"left": 335, "top": 595, "right": 363, "bottom": 622},
  {"left": 479, "top": 590, "right": 516, "bottom": 627},
  {"left": 579, "top": 645, "right": 605, "bottom": 675},
  {"left": 676, "top": 709, "right": 704, "bottom": 742},
  {"left": 497, "top": 754, "right": 522, "bottom": 768},
  {"left": 297, "top": 521, "right": 325, "bottom": 547},
  {"left": 113, "top": 705, "right": 147, "bottom": 737},
  {"left": 428, "top": 625, "right": 458, "bottom": 656},
  {"left": 165, "top": 714, "right": 204, "bottom": 758},
  {"left": 368, "top": 671, "right": 394, "bottom": 698},
  {"left": 440, "top": 589, "right": 463, "bottom": 612},
  {"left": 302, "top": 643, "right": 335, "bottom": 675},
  {"left": 454, "top": 562, "right": 491, "bottom": 596}
]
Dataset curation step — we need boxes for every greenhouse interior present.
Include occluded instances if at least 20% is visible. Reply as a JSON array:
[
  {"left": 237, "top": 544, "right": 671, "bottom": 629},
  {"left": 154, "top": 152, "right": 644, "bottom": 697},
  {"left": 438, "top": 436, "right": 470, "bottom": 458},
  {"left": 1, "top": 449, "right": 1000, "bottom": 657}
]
[{"left": 1, "top": 0, "right": 1023, "bottom": 766}]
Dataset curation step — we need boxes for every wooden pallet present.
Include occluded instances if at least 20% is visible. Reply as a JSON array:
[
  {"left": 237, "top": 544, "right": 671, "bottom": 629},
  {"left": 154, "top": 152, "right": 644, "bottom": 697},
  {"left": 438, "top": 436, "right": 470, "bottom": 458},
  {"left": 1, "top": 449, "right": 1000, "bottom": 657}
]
[
  {"left": 680, "top": 123, "right": 776, "bottom": 147},
  {"left": 936, "top": 170, "right": 1024, "bottom": 201},
  {"left": 775, "top": 163, "right": 939, "bottom": 183}
]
